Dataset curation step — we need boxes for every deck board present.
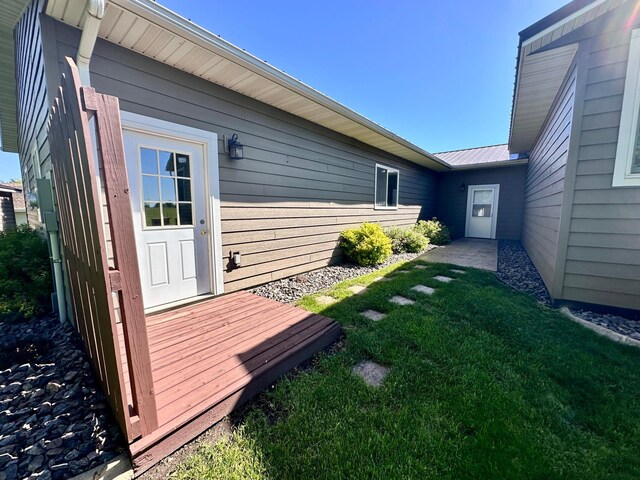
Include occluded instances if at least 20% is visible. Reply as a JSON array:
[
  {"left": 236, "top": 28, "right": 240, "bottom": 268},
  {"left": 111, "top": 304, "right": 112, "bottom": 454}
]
[{"left": 117, "top": 291, "right": 340, "bottom": 474}]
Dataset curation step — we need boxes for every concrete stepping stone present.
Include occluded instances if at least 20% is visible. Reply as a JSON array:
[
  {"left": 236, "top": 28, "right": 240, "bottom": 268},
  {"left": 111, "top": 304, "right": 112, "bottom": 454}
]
[
  {"left": 361, "top": 309, "right": 386, "bottom": 321},
  {"left": 348, "top": 285, "right": 367, "bottom": 295},
  {"left": 411, "top": 285, "right": 435, "bottom": 296},
  {"left": 389, "top": 295, "right": 415, "bottom": 306},
  {"left": 413, "top": 264, "right": 428, "bottom": 270},
  {"left": 434, "top": 275, "right": 453, "bottom": 283},
  {"left": 450, "top": 269, "right": 466, "bottom": 274},
  {"left": 316, "top": 295, "right": 337, "bottom": 305},
  {"left": 352, "top": 361, "right": 389, "bottom": 387}
]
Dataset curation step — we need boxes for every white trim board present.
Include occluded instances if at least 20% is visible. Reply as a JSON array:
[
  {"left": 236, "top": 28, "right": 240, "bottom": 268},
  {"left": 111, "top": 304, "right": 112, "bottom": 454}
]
[
  {"left": 613, "top": 28, "right": 640, "bottom": 187},
  {"left": 119, "top": 111, "right": 225, "bottom": 298}
]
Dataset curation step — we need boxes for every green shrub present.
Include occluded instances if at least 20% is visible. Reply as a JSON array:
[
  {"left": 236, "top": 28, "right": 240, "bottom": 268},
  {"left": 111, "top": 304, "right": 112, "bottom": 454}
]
[
  {"left": 385, "top": 226, "right": 430, "bottom": 253},
  {"left": 415, "top": 218, "right": 451, "bottom": 245},
  {"left": 340, "top": 222, "right": 392, "bottom": 266},
  {"left": 0, "top": 226, "right": 52, "bottom": 320}
]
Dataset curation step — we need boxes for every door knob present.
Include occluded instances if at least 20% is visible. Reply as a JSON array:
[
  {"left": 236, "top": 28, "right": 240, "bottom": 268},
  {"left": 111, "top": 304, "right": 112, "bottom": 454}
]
[{"left": 200, "top": 229, "right": 208, "bottom": 235}]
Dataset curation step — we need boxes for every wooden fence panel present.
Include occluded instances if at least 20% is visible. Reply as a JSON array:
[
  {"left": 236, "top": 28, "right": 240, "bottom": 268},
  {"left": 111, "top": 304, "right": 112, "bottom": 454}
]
[{"left": 47, "top": 57, "right": 157, "bottom": 441}]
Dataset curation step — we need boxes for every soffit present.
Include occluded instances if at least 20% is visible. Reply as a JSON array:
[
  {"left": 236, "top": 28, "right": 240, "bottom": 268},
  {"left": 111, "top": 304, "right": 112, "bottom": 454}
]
[{"left": 45, "top": 0, "right": 450, "bottom": 170}]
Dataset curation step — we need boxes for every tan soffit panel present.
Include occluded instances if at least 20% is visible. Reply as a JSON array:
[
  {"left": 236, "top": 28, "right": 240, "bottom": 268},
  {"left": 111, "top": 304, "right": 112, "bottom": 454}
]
[
  {"left": 509, "top": 43, "right": 579, "bottom": 153},
  {"left": 43, "top": 0, "right": 448, "bottom": 170}
]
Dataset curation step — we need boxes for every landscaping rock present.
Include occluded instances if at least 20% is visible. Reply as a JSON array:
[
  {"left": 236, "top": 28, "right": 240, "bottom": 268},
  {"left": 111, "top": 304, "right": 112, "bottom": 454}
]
[
  {"left": 360, "top": 310, "right": 386, "bottom": 322},
  {"left": 433, "top": 276, "right": 453, "bottom": 283},
  {"left": 496, "top": 240, "right": 550, "bottom": 305},
  {"left": 0, "top": 315, "right": 124, "bottom": 480},
  {"left": 411, "top": 285, "right": 435, "bottom": 296},
  {"left": 352, "top": 361, "right": 389, "bottom": 387},
  {"left": 347, "top": 285, "right": 367, "bottom": 295},
  {"left": 389, "top": 295, "right": 415, "bottom": 306},
  {"left": 250, "top": 249, "right": 435, "bottom": 303}
]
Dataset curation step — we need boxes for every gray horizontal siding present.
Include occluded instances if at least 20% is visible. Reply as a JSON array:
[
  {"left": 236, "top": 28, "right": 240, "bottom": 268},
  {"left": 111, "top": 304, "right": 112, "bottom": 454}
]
[
  {"left": 562, "top": 29, "right": 640, "bottom": 310},
  {"left": 42, "top": 17, "right": 437, "bottom": 292},
  {"left": 436, "top": 165, "right": 527, "bottom": 240},
  {"left": 521, "top": 62, "right": 578, "bottom": 292},
  {"left": 14, "top": 0, "right": 48, "bottom": 227}
]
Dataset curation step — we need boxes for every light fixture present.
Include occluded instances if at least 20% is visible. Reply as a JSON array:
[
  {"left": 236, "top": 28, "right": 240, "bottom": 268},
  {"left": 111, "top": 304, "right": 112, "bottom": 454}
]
[
  {"left": 459, "top": 183, "right": 466, "bottom": 192},
  {"left": 228, "top": 133, "right": 244, "bottom": 160}
]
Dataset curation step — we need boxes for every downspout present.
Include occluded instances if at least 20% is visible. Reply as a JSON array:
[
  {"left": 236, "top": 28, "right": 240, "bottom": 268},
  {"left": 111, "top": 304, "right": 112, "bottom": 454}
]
[
  {"left": 76, "top": 0, "right": 106, "bottom": 85},
  {"left": 47, "top": 0, "right": 105, "bottom": 323}
]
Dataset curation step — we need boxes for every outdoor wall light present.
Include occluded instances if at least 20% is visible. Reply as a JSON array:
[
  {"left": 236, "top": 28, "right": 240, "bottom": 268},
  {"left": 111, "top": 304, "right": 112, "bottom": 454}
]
[
  {"left": 228, "top": 133, "right": 244, "bottom": 160},
  {"left": 459, "top": 183, "right": 466, "bottom": 192}
]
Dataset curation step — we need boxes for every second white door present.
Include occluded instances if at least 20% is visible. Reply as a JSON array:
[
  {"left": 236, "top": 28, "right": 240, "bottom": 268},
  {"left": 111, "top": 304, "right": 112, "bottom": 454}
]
[{"left": 466, "top": 185, "right": 499, "bottom": 239}]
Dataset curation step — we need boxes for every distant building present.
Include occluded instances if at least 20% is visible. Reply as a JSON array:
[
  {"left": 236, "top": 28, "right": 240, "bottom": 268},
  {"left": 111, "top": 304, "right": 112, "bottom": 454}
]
[{"left": 0, "top": 182, "right": 27, "bottom": 231}]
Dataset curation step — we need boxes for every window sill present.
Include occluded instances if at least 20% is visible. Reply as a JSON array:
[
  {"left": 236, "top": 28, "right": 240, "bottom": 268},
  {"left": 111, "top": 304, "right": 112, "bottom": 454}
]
[{"left": 374, "top": 205, "right": 398, "bottom": 211}]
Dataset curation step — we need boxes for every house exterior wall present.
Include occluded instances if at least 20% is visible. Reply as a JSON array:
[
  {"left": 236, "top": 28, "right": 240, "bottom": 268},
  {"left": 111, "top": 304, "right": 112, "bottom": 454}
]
[
  {"left": 521, "top": 62, "right": 578, "bottom": 293},
  {"left": 41, "top": 17, "right": 438, "bottom": 292},
  {"left": 436, "top": 165, "right": 527, "bottom": 240},
  {"left": 14, "top": 0, "right": 49, "bottom": 227},
  {"left": 558, "top": 29, "right": 640, "bottom": 311}
]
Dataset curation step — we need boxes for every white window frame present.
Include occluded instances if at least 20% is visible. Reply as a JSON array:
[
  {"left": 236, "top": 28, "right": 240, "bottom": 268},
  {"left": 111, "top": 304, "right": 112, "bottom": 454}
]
[
  {"left": 374, "top": 163, "right": 399, "bottom": 210},
  {"left": 613, "top": 28, "right": 640, "bottom": 187}
]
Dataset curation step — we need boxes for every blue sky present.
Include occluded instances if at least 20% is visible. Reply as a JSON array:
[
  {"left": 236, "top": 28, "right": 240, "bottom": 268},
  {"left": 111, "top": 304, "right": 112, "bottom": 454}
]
[{"left": 0, "top": 0, "right": 567, "bottom": 181}]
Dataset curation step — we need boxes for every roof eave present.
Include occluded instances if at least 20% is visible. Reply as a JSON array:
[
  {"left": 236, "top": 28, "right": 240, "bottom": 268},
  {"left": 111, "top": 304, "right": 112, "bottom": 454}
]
[{"left": 110, "top": 0, "right": 451, "bottom": 171}]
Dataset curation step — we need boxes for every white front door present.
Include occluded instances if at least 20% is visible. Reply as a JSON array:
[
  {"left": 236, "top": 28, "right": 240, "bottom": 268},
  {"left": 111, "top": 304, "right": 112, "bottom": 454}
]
[
  {"left": 122, "top": 128, "right": 213, "bottom": 309},
  {"left": 466, "top": 185, "right": 500, "bottom": 239}
]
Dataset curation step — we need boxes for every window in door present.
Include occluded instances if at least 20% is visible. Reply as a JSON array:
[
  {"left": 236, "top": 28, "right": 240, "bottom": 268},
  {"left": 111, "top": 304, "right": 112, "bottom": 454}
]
[
  {"left": 472, "top": 190, "right": 493, "bottom": 217},
  {"left": 140, "top": 147, "right": 194, "bottom": 228},
  {"left": 375, "top": 164, "right": 399, "bottom": 209}
]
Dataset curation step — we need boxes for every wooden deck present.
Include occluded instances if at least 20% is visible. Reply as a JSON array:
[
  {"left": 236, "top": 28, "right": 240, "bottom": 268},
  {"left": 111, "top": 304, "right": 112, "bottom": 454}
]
[{"left": 117, "top": 291, "right": 340, "bottom": 473}]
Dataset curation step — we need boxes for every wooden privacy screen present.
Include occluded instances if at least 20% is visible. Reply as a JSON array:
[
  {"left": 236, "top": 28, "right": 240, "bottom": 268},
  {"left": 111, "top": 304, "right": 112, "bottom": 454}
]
[{"left": 47, "top": 57, "right": 157, "bottom": 441}]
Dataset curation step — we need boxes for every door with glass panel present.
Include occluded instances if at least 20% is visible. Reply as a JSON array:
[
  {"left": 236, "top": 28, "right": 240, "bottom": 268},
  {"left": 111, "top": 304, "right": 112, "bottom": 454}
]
[
  {"left": 465, "top": 185, "right": 499, "bottom": 239},
  {"left": 122, "top": 130, "right": 211, "bottom": 309}
]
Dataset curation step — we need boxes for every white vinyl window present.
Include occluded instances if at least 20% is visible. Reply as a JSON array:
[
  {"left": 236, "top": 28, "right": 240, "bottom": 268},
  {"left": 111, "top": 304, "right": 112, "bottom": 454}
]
[
  {"left": 374, "top": 164, "right": 399, "bottom": 209},
  {"left": 613, "top": 28, "right": 640, "bottom": 186}
]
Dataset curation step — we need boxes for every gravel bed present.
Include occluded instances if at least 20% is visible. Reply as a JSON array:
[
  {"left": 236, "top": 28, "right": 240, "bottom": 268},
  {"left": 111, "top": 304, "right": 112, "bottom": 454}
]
[
  {"left": 570, "top": 309, "right": 640, "bottom": 340},
  {"left": 0, "top": 316, "right": 124, "bottom": 480},
  {"left": 250, "top": 248, "right": 434, "bottom": 303},
  {"left": 496, "top": 240, "right": 551, "bottom": 305},
  {"left": 497, "top": 240, "right": 640, "bottom": 339}
]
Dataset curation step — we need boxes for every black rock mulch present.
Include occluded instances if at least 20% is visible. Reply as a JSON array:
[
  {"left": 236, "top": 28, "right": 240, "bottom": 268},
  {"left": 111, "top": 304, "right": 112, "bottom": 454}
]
[
  {"left": 0, "top": 316, "right": 124, "bottom": 480},
  {"left": 496, "top": 240, "right": 551, "bottom": 306}
]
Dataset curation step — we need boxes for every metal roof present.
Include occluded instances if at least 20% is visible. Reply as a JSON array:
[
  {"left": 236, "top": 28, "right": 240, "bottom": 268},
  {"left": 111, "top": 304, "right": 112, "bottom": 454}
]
[{"left": 435, "top": 144, "right": 528, "bottom": 169}]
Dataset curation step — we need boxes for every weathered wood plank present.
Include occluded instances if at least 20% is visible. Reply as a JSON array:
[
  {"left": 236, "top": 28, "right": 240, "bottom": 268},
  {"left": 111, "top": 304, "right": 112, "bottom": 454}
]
[{"left": 86, "top": 86, "right": 158, "bottom": 435}]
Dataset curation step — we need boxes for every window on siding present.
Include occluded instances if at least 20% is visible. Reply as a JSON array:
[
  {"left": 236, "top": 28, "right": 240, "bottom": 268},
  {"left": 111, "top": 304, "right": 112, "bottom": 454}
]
[
  {"left": 374, "top": 164, "right": 399, "bottom": 209},
  {"left": 613, "top": 28, "right": 640, "bottom": 186}
]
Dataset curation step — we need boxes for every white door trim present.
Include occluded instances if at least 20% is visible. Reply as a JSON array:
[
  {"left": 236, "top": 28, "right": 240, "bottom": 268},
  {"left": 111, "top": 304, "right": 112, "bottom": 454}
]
[
  {"left": 465, "top": 184, "right": 500, "bottom": 239},
  {"left": 120, "top": 111, "right": 224, "bottom": 297}
]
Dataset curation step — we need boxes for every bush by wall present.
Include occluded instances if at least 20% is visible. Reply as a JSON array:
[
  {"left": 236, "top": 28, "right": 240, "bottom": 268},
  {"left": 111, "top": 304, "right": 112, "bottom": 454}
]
[
  {"left": 0, "top": 226, "right": 52, "bottom": 321},
  {"left": 340, "top": 222, "right": 392, "bottom": 266},
  {"left": 415, "top": 218, "right": 451, "bottom": 245},
  {"left": 385, "top": 226, "right": 430, "bottom": 253}
]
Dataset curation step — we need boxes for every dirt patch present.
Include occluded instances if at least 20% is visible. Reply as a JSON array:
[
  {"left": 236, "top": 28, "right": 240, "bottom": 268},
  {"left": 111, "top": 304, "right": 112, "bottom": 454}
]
[{"left": 137, "top": 419, "right": 233, "bottom": 480}]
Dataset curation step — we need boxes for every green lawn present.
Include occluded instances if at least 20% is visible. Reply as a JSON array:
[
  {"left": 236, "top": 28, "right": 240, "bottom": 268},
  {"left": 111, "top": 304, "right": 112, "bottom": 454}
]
[{"left": 172, "top": 261, "right": 640, "bottom": 480}]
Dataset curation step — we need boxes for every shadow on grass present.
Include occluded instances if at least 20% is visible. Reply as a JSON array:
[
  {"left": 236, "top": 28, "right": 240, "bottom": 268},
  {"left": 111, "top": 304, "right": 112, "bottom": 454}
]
[{"left": 172, "top": 259, "right": 640, "bottom": 480}]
